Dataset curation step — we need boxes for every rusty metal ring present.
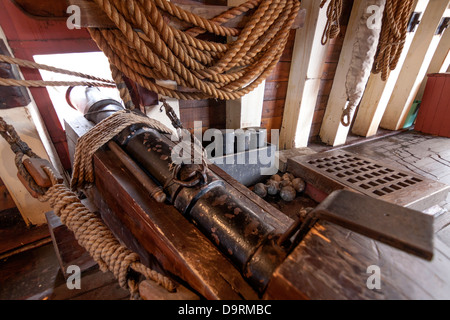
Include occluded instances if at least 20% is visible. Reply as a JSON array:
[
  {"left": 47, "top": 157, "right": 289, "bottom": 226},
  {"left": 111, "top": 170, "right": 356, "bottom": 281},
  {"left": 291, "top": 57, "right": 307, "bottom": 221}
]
[{"left": 172, "top": 164, "right": 207, "bottom": 187}]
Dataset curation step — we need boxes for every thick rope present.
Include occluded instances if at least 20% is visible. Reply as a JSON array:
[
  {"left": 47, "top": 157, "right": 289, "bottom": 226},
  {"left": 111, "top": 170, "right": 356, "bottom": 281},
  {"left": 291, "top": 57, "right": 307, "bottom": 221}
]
[
  {"left": 372, "top": 0, "right": 414, "bottom": 80},
  {"left": 88, "top": 0, "right": 300, "bottom": 100},
  {"left": 0, "top": 117, "right": 47, "bottom": 195},
  {"left": 38, "top": 167, "right": 176, "bottom": 300},
  {"left": 71, "top": 109, "right": 172, "bottom": 191},
  {"left": 320, "top": 0, "right": 343, "bottom": 45},
  {"left": 0, "top": 54, "right": 116, "bottom": 88},
  {"left": 0, "top": 115, "right": 176, "bottom": 299}
]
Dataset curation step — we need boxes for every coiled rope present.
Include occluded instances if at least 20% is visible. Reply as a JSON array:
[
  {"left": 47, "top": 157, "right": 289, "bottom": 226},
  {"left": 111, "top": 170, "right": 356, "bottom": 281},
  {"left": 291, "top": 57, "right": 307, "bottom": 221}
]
[
  {"left": 0, "top": 114, "right": 176, "bottom": 300},
  {"left": 88, "top": 0, "right": 301, "bottom": 100},
  {"left": 372, "top": 0, "right": 415, "bottom": 81}
]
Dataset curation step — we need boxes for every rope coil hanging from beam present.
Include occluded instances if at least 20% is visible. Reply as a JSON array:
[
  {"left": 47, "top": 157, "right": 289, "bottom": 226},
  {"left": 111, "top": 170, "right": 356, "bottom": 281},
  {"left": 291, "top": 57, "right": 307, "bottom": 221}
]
[{"left": 88, "top": 0, "right": 301, "bottom": 100}]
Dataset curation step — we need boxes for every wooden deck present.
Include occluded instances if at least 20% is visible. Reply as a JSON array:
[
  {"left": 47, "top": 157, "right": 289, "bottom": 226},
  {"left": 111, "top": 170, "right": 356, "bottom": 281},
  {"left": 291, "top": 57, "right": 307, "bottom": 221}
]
[{"left": 0, "top": 130, "right": 449, "bottom": 300}]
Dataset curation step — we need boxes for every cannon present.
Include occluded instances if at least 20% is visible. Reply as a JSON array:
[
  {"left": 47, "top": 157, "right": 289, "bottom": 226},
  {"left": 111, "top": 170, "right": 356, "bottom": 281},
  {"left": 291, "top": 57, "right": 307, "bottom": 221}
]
[{"left": 62, "top": 87, "right": 444, "bottom": 300}]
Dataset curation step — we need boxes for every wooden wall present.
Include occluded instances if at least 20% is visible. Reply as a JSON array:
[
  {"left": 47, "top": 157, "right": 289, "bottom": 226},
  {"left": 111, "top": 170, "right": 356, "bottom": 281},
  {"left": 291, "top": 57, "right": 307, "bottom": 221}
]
[
  {"left": 308, "top": 0, "right": 353, "bottom": 143},
  {"left": 260, "top": 30, "right": 295, "bottom": 142}
]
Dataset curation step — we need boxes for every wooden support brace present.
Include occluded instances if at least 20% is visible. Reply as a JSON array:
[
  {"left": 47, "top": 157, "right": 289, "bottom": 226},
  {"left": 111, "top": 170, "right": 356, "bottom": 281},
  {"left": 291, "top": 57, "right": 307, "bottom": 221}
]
[
  {"left": 352, "top": 0, "right": 431, "bottom": 138},
  {"left": 415, "top": 27, "right": 450, "bottom": 102},
  {"left": 279, "top": 0, "right": 331, "bottom": 150},
  {"left": 319, "top": 0, "right": 370, "bottom": 146},
  {"left": 66, "top": 0, "right": 305, "bottom": 29},
  {"left": 380, "top": 0, "right": 450, "bottom": 131}
]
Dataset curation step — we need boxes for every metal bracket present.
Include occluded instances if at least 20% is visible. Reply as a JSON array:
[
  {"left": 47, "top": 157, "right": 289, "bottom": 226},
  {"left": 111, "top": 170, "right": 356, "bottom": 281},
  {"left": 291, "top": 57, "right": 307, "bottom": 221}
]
[{"left": 408, "top": 11, "right": 422, "bottom": 33}]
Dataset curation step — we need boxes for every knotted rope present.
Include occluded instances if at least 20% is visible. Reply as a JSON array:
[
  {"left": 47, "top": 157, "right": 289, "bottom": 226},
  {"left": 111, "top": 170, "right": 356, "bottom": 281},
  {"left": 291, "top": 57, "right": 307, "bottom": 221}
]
[
  {"left": 39, "top": 167, "right": 176, "bottom": 299},
  {"left": 372, "top": 0, "right": 414, "bottom": 81},
  {"left": 88, "top": 0, "right": 301, "bottom": 100},
  {"left": 0, "top": 117, "right": 47, "bottom": 195},
  {"left": 0, "top": 114, "right": 176, "bottom": 300},
  {"left": 320, "top": 0, "right": 343, "bottom": 45}
]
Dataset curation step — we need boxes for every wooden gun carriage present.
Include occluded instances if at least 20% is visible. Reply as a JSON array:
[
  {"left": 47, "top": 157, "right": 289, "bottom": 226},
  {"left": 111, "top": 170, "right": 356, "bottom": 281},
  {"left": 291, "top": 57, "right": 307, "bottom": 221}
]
[{"left": 59, "top": 87, "right": 450, "bottom": 300}]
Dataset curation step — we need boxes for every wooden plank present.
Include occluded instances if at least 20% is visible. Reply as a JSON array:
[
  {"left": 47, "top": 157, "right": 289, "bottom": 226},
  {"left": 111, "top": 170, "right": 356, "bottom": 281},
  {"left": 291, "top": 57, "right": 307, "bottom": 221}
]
[
  {"left": 0, "top": 177, "right": 16, "bottom": 212},
  {"left": 0, "top": 39, "right": 31, "bottom": 109},
  {"left": 414, "top": 75, "right": 436, "bottom": 132},
  {"left": 67, "top": 0, "right": 305, "bottom": 29},
  {"left": 279, "top": 0, "right": 331, "bottom": 149},
  {"left": 415, "top": 27, "right": 450, "bottom": 101},
  {"left": 380, "top": 0, "right": 450, "bottom": 131},
  {"left": 319, "top": 0, "right": 372, "bottom": 146},
  {"left": 0, "top": 107, "right": 53, "bottom": 226},
  {"left": 352, "top": 0, "right": 430, "bottom": 138},
  {"left": 265, "top": 220, "right": 450, "bottom": 300},
  {"left": 92, "top": 149, "right": 259, "bottom": 300},
  {"left": 45, "top": 210, "right": 97, "bottom": 278},
  {"left": 0, "top": 223, "right": 50, "bottom": 257}
]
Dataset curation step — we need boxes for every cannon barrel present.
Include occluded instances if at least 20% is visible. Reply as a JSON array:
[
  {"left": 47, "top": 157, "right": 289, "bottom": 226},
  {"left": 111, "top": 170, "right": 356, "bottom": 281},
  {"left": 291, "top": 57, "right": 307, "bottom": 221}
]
[{"left": 67, "top": 87, "right": 289, "bottom": 293}]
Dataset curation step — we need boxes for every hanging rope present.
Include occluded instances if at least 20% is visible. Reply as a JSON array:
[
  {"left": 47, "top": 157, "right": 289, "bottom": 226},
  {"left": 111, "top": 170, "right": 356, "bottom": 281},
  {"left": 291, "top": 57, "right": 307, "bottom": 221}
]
[
  {"left": 372, "top": 0, "right": 415, "bottom": 81},
  {"left": 88, "top": 0, "right": 301, "bottom": 100},
  {"left": 0, "top": 54, "right": 117, "bottom": 88},
  {"left": 320, "top": 0, "right": 343, "bottom": 45}
]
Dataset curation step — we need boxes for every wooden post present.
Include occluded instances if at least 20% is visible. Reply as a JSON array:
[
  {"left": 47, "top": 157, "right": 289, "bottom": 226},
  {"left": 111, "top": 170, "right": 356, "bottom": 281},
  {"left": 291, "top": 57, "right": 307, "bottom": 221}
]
[
  {"left": 319, "top": 0, "right": 370, "bottom": 146},
  {"left": 0, "top": 26, "right": 61, "bottom": 226},
  {"left": 380, "top": 0, "right": 450, "bottom": 131},
  {"left": 415, "top": 27, "right": 450, "bottom": 101},
  {"left": 225, "top": 0, "right": 265, "bottom": 130},
  {"left": 279, "top": 0, "right": 331, "bottom": 149},
  {"left": 352, "top": 0, "right": 430, "bottom": 137}
]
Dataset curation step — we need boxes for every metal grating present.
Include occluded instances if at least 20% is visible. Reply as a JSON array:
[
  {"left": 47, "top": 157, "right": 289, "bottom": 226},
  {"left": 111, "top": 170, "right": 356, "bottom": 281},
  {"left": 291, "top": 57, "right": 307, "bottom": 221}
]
[{"left": 305, "top": 151, "right": 424, "bottom": 198}]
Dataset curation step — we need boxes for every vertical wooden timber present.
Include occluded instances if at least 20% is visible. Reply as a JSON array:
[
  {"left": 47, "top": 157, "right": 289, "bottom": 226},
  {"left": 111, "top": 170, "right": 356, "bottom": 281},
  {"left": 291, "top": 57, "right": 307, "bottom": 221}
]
[
  {"left": 279, "top": 0, "right": 330, "bottom": 149},
  {"left": 319, "top": 0, "right": 372, "bottom": 146},
  {"left": 415, "top": 27, "right": 450, "bottom": 101},
  {"left": 380, "top": 0, "right": 450, "bottom": 131},
  {"left": 352, "top": 0, "right": 430, "bottom": 137},
  {"left": 226, "top": 0, "right": 265, "bottom": 130}
]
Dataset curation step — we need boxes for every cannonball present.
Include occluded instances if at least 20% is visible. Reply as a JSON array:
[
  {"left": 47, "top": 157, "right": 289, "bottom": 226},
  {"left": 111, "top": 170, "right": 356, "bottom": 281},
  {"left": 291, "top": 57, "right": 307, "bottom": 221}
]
[
  {"left": 292, "top": 178, "right": 306, "bottom": 193},
  {"left": 280, "top": 179, "right": 292, "bottom": 188},
  {"left": 266, "top": 180, "right": 280, "bottom": 196},
  {"left": 253, "top": 183, "right": 267, "bottom": 198},
  {"left": 270, "top": 174, "right": 282, "bottom": 182},
  {"left": 280, "top": 186, "right": 296, "bottom": 202},
  {"left": 282, "top": 172, "right": 295, "bottom": 181}
]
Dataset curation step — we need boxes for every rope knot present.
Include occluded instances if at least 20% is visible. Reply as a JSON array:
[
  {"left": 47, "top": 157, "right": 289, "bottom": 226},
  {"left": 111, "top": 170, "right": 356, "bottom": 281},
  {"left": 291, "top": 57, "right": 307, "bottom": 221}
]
[{"left": 10, "top": 140, "right": 32, "bottom": 155}]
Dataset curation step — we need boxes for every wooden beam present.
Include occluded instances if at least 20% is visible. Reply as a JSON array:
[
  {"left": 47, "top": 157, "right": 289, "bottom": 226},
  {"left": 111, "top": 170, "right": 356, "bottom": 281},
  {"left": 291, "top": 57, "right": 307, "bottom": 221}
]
[
  {"left": 0, "top": 107, "right": 54, "bottom": 226},
  {"left": 415, "top": 27, "right": 450, "bottom": 101},
  {"left": 279, "top": 0, "right": 331, "bottom": 149},
  {"left": 352, "top": 0, "right": 430, "bottom": 137},
  {"left": 319, "top": 0, "right": 371, "bottom": 146},
  {"left": 67, "top": 0, "right": 305, "bottom": 30},
  {"left": 380, "top": 0, "right": 450, "bottom": 131},
  {"left": 0, "top": 26, "right": 65, "bottom": 226}
]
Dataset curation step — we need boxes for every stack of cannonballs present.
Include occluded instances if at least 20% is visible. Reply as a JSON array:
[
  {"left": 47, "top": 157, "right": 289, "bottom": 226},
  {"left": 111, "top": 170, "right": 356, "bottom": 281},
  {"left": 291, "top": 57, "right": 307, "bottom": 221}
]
[{"left": 253, "top": 172, "right": 306, "bottom": 202}]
